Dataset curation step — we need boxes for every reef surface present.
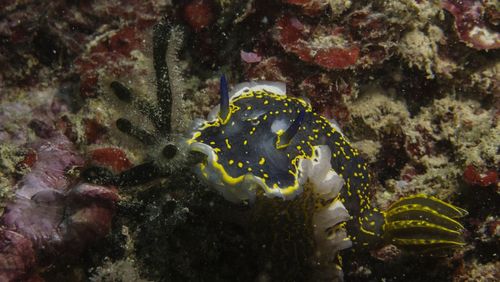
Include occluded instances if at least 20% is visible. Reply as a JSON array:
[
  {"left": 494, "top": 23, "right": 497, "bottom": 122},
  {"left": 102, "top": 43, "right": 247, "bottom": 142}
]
[{"left": 0, "top": 0, "right": 498, "bottom": 281}]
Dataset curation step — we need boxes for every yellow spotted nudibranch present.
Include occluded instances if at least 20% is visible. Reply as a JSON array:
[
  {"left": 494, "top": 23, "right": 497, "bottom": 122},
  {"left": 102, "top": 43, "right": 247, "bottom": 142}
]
[{"left": 187, "top": 76, "right": 467, "bottom": 277}]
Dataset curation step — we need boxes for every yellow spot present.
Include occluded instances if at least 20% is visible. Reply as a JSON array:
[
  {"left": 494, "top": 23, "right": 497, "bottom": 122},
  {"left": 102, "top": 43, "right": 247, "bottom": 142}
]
[
  {"left": 243, "top": 140, "right": 248, "bottom": 145},
  {"left": 247, "top": 106, "right": 252, "bottom": 110},
  {"left": 225, "top": 139, "right": 232, "bottom": 149},
  {"left": 237, "top": 162, "right": 244, "bottom": 168},
  {"left": 259, "top": 158, "right": 266, "bottom": 165},
  {"left": 264, "top": 100, "right": 269, "bottom": 105},
  {"left": 229, "top": 160, "right": 234, "bottom": 165}
]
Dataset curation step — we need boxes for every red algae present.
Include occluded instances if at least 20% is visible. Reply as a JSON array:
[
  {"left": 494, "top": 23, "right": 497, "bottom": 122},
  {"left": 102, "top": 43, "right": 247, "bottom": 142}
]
[
  {"left": 83, "top": 118, "right": 108, "bottom": 145},
  {"left": 74, "top": 26, "right": 148, "bottom": 98},
  {"left": 442, "top": 0, "right": 500, "bottom": 50},
  {"left": 463, "top": 164, "right": 498, "bottom": 187},
  {"left": 244, "top": 56, "right": 294, "bottom": 84},
  {"left": 15, "top": 150, "right": 37, "bottom": 172},
  {"left": 183, "top": 0, "right": 216, "bottom": 32},
  {"left": 314, "top": 46, "right": 360, "bottom": 69},
  {"left": 273, "top": 15, "right": 360, "bottom": 69},
  {"left": 90, "top": 147, "right": 133, "bottom": 173}
]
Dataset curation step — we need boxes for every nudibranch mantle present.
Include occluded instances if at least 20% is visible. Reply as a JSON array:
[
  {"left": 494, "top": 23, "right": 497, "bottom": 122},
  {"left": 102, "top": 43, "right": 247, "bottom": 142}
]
[
  {"left": 186, "top": 79, "right": 467, "bottom": 275},
  {"left": 188, "top": 81, "right": 349, "bottom": 205},
  {"left": 188, "top": 80, "right": 360, "bottom": 274}
]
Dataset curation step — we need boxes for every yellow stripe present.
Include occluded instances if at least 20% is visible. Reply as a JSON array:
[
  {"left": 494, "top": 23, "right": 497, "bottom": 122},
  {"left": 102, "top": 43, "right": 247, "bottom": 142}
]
[
  {"left": 392, "top": 238, "right": 465, "bottom": 246},
  {"left": 385, "top": 220, "right": 462, "bottom": 236}
]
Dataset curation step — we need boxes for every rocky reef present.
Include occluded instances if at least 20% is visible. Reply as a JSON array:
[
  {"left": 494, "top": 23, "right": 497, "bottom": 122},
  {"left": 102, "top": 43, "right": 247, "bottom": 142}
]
[{"left": 0, "top": 0, "right": 498, "bottom": 281}]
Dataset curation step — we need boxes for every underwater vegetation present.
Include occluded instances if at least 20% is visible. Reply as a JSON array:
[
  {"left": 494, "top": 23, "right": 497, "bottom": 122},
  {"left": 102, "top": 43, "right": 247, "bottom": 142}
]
[{"left": 0, "top": 0, "right": 498, "bottom": 281}]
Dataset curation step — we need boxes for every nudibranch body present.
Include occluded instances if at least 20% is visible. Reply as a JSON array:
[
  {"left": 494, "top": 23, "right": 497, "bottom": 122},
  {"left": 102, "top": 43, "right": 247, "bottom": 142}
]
[
  {"left": 79, "top": 19, "right": 467, "bottom": 279},
  {"left": 187, "top": 78, "right": 467, "bottom": 278}
]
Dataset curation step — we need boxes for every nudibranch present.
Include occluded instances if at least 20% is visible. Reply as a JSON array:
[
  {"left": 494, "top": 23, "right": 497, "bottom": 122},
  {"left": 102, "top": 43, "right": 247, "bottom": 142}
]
[
  {"left": 79, "top": 19, "right": 468, "bottom": 280},
  {"left": 187, "top": 76, "right": 467, "bottom": 278}
]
